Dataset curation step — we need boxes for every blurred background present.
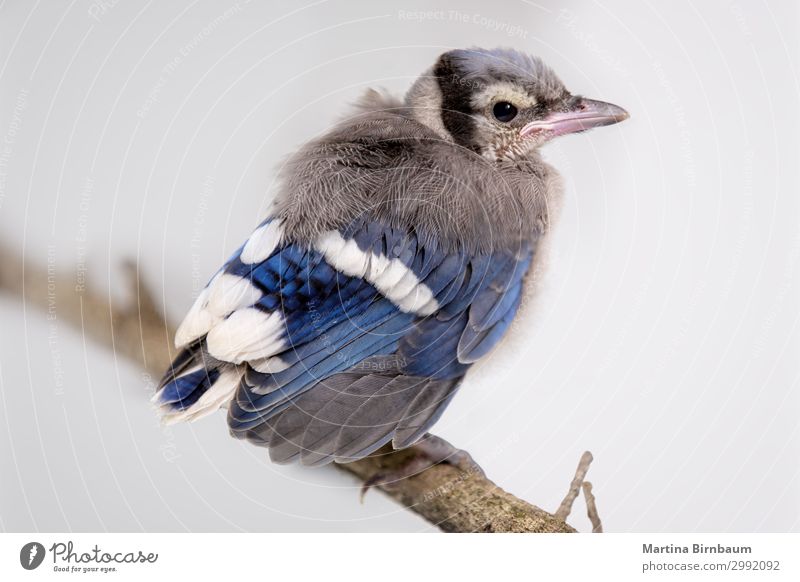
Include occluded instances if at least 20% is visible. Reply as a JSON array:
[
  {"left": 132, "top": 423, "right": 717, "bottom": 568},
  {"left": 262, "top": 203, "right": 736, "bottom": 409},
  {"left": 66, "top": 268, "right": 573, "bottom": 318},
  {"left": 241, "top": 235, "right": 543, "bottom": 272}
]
[{"left": 0, "top": 0, "right": 798, "bottom": 532}]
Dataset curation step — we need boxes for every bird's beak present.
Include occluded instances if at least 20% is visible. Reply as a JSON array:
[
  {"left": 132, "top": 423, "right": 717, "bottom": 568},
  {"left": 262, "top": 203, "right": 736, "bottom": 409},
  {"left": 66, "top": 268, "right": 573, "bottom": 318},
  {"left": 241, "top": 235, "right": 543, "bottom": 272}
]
[{"left": 520, "top": 97, "right": 629, "bottom": 140}]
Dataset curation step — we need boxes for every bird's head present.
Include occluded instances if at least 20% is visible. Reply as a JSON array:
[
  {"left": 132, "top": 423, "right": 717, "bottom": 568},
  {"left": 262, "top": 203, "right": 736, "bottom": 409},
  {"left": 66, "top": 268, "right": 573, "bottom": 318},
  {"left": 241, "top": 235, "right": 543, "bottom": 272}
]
[{"left": 405, "top": 47, "right": 629, "bottom": 161}]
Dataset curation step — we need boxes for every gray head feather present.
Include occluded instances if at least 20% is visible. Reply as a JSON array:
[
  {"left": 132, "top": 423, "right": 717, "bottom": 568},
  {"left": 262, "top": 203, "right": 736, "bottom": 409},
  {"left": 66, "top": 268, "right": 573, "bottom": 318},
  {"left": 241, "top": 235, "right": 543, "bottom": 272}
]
[{"left": 446, "top": 47, "right": 568, "bottom": 102}]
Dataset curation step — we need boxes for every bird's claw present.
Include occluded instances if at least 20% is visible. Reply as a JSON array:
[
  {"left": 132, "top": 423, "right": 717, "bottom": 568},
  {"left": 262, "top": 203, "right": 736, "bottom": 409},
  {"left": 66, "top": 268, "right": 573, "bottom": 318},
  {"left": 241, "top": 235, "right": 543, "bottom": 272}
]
[
  {"left": 359, "top": 454, "right": 433, "bottom": 503},
  {"left": 410, "top": 434, "right": 487, "bottom": 479},
  {"left": 359, "top": 434, "right": 485, "bottom": 501}
]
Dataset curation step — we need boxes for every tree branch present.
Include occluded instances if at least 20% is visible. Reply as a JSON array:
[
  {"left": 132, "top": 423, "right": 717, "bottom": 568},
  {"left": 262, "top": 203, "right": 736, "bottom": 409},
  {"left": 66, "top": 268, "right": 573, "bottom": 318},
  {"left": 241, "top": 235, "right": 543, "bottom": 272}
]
[
  {"left": 555, "top": 450, "right": 594, "bottom": 521},
  {"left": 582, "top": 481, "right": 603, "bottom": 533},
  {"left": 1, "top": 244, "right": 581, "bottom": 533}
]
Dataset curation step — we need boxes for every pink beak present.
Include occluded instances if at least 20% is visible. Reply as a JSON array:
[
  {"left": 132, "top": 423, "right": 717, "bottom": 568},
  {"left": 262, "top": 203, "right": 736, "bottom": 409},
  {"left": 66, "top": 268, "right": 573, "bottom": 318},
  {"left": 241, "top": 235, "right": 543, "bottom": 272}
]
[{"left": 520, "top": 97, "right": 629, "bottom": 140}]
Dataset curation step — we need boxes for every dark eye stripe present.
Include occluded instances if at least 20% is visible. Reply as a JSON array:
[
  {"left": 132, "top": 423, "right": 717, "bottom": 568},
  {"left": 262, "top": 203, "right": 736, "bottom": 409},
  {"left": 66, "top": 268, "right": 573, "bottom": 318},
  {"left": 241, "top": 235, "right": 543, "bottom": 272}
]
[{"left": 493, "top": 101, "right": 518, "bottom": 123}]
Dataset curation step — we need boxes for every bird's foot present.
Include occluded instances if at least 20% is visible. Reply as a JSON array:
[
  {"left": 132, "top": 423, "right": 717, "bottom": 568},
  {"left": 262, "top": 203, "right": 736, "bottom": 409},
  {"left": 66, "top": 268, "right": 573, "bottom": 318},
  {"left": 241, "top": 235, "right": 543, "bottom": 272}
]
[
  {"left": 414, "top": 434, "right": 487, "bottom": 476},
  {"left": 360, "top": 434, "right": 485, "bottom": 501}
]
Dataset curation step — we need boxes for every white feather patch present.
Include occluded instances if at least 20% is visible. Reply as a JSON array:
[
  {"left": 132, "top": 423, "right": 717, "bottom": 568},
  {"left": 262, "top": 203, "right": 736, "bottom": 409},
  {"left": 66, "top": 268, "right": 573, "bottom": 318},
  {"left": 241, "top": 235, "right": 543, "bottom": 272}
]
[
  {"left": 313, "top": 230, "right": 439, "bottom": 316},
  {"left": 367, "top": 252, "right": 390, "bottom": 280},
  {"left": 373, "top": 259, "right": 409, "bottom": 290},
  {"left": 397, "top": 284, "right": 436, "bottom": 314},
  {"left": 241, "top": 220, "right": 283, "bottom": 264},
  {"left": 174, "top": 284, "right": 221, "bottom": 348},
  {"left": 336, "top": 238, "right": 371, "bottom": 278},
  {"left": 389, "top": 268, "right": 420, "bottom": 299},
  {"left": 174, "top": 271, "right": 263, "bottom": 348},
  {"left": 314, "top": 230, "right": 347, "bottom": 259},
  {"left": 206, "top": 308, "right": 286, "bottom": 363},
  {"left": 205, "top": 273, "right": 262, "bottom": 317},
  {"left": 250, "top": 355, "right": 293, "bottom": 374}
]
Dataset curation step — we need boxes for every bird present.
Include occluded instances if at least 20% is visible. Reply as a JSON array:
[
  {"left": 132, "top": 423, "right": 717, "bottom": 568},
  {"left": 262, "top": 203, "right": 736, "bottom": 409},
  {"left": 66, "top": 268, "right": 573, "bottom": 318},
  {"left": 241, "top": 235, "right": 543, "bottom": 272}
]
[{"left": 153, "top": 47, "right": 628, "bottom": 472}]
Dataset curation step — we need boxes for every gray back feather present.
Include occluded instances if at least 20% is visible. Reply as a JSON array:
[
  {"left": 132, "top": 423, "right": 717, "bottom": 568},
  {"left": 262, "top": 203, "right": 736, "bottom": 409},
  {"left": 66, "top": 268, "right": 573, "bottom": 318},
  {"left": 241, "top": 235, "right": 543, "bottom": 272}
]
[{"left": 273, "top": 89, "right": 561, "bottom": 254}]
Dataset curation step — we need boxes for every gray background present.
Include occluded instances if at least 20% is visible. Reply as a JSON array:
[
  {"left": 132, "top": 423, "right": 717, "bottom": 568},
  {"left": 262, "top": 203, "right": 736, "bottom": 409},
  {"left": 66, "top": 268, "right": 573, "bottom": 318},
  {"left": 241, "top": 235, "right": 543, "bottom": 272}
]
[{"left": 0, "top": 0, "right": 798, "bottom": 532}]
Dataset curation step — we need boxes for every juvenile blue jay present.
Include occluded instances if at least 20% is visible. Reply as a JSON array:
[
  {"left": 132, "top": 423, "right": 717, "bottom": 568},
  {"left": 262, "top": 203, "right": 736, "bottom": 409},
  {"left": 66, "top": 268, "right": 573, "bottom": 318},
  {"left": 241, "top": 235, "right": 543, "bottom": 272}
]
[{"left": 154, "top": 48, "right": 628, "bottom": 468}]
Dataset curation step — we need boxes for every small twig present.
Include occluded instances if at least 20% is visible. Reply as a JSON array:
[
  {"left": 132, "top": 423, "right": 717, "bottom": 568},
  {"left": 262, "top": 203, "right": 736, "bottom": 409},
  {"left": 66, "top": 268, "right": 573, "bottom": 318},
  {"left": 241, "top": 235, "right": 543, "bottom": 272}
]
[
  {"left": 582, "top": 481, "right": 603, "bottom": 533},
  {"left": 555, "top": 451, "right": 593, "bottom": 521}
]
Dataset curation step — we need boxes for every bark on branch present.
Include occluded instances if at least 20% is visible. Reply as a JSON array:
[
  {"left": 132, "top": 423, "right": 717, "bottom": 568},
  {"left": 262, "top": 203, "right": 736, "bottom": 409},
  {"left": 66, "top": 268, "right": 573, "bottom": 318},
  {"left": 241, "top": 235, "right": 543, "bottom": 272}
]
[{"left": 1, "top": 244, "right": 585, "bottom": 533}]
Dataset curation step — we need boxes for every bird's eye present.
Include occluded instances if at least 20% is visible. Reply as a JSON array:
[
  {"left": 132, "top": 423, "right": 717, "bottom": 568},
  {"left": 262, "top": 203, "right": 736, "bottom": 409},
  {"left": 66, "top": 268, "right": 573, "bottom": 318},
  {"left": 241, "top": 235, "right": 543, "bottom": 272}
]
[{"left": 492, "top": 101, "right": 518, "bottom": 123}]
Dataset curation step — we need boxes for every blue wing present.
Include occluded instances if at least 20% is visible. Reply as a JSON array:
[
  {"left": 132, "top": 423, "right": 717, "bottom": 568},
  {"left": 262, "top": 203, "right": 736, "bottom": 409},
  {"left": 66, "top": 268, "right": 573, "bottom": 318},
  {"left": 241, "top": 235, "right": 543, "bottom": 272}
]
[{"left": 155, "top": 215, "right": 536, "bottom": 464}]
